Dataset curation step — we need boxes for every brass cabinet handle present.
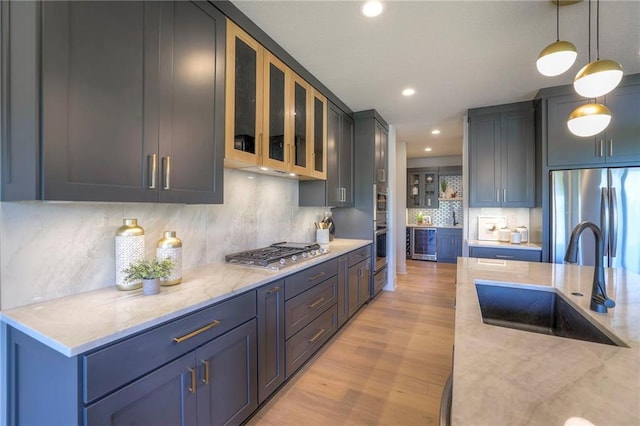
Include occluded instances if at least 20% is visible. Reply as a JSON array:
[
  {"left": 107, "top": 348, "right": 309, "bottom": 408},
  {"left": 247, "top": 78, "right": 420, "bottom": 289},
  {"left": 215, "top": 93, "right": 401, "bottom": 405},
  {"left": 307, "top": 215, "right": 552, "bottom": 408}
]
[
  {"left": 267, "top": 286, "right": 281, "bottom": 294},
  {"left": 202, "top": 360, "right": 210, "bottom": 384},
  {"left": 147, "top": 154, "right": 157, "bottom": 189},
  {"left": 173, "top": 320, "right": 221, "bottom": 343},
  {"left": 307, "top": 271, "right": 325, "bottom": 282},
  {"left": 308, "top": 297, "right": 325, "bottom": 309},
  {"left": 599, "top": 140, "right": 604, "bottom": 158},
  {"left": 162, "top": 156, "right": 171, "bottom": 190},
  {"left": 188, "top": 368, "right": 196, "bottom": 394},
  {"left": 308, "top": 328, "right": 325, "bottom": 343},
  {"left": 258, "top": 133, "right": 263, "bottom": 159}
]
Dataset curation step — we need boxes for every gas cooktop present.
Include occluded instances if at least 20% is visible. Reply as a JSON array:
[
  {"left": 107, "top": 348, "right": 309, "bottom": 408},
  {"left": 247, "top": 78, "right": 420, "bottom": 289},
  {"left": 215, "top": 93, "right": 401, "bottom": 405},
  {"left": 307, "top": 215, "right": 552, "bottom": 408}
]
[{"left": 225, "top": 242, "right": 327, "bottom": 270}]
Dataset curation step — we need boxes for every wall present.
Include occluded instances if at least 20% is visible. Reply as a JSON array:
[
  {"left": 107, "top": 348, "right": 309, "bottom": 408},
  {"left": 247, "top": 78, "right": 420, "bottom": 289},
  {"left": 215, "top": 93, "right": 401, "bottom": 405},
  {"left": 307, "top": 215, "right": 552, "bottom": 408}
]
[
  {"left": 0, "top": 169, "right": 326, "bottom": 310},
  {"left": 395, "top": 141, "right": 407, "bottom": 275}
]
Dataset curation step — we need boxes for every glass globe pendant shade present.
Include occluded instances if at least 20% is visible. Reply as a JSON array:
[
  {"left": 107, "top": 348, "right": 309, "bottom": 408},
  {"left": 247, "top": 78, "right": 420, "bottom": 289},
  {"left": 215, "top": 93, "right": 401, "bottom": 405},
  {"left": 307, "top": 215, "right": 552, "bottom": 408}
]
[
  {"left": 536, "top": 41, "right": 578, "bottom": 76},
  {"left": 567, "top": 103, "right": 611, "bottom": 137},
  {"left": 573, "top": 59, "right": 623, "bottom": 98}
]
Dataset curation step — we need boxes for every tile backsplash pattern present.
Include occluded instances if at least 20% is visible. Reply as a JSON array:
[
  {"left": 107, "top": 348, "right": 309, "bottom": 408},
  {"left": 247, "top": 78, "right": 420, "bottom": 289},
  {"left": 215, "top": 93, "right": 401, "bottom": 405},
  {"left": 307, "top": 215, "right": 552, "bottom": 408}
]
[
  {"left": 407, "top": 175, "right": 463, "bottom": 227},
  {"left": 0, "top": 169, "right": 326, "bottom": 310}
]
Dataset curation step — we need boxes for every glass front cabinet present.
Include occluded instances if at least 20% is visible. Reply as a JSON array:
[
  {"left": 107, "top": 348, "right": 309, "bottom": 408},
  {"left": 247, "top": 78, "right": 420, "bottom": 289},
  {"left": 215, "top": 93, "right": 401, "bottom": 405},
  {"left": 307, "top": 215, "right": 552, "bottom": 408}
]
[
  {"left": 225, "top": 20, "right": 326, "bottom": 179},
  {"left": 407, "top": 169, "right": 438, "bottom": 209}
]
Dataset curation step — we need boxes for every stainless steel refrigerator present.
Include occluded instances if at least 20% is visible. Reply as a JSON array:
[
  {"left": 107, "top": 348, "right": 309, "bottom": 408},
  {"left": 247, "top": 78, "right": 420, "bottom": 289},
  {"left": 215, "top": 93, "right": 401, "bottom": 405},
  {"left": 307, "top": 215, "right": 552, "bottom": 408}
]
[{"left": 551, "top": 167, "right": 640, "bottom": 275}]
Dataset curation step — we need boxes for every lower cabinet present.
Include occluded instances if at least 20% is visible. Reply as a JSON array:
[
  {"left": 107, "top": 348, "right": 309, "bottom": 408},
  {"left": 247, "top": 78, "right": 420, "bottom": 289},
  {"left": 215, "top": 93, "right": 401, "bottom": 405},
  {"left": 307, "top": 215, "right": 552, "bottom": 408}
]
[
  {"left": 469, "top": 246, "right": 542, "bottom": 262},
  {"left": 372, "top": 265, "right": 387, "bottom": 297},
  {"left": 86, "top": 320, "right": 257, "bottom": 426},
  {"left": 437, "top": 228, "right": 463, "bottom": 264},
  {"left": 3, "top": 245, "right": 373, "bottom": 426},
  {"left": 256, "top": 281, "right": 285, "bottom": 404}
]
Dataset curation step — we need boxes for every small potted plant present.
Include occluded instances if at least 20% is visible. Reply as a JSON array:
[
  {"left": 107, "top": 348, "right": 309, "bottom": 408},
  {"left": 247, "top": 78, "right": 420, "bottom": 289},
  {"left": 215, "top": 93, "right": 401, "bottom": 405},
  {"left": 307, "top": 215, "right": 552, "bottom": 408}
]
[
  {"left": 122, "top": 257, "right": 175, "bottom": 295},
  {"left": 440, "top": 179, "right": 448, "bottom": 198},
  {"left": 417, "top": 211, "right": 424, "bottom": 225}
]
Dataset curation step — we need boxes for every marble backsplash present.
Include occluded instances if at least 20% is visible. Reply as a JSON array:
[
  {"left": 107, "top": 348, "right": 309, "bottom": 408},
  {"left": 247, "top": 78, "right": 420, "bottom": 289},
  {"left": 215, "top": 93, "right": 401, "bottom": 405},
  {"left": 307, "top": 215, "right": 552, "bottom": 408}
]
[{"left": 0, "top": 169, "right": 326, "bottom": 310}]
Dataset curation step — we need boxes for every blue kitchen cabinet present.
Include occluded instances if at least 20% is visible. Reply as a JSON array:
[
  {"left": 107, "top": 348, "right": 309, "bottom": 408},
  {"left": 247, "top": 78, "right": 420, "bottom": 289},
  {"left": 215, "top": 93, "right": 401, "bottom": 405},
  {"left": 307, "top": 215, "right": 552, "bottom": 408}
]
[
  {"left": 468, "top": 101, "right": 535, "bottom": 208},
  {"left": 542, "top": 75, "right": 640, "bottom": 168},
  {"left": 256, "top": 281, "right": 285, "bottom": 404},
  {"left": 2, "top": 0, "right": 225, "bottom": 203},
  {"left": 407, "top": 169, "right": 439, "bottom": 209},
  {"left": 437, "top": 228, "right": 462, "bottom": 264}
]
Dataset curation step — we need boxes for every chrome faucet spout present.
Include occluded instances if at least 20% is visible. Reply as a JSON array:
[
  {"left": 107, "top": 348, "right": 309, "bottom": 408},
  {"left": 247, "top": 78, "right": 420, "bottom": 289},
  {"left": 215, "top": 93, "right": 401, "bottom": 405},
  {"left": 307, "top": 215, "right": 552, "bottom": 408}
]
[{"left": 563, "top": 221, "right": 615, "bottom": 313}]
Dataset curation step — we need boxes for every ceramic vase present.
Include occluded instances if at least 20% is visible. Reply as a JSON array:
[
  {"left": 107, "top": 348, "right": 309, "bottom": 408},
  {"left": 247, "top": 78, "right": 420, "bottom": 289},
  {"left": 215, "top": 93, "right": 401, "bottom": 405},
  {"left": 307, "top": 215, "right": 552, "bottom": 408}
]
[
  {"left": 156, "top": 231, "right": 182, "bottom": 286},
  {"left": 115, "top": 219, "right": 145, "bottom": 291}
]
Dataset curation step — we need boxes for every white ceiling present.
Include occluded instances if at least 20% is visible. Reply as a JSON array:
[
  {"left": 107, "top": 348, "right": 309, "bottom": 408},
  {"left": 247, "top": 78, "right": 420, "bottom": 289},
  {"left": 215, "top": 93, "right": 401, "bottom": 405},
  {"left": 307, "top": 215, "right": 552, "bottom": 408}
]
[{"left": 231, "top": 0, "right": 640, "bottom": 159}]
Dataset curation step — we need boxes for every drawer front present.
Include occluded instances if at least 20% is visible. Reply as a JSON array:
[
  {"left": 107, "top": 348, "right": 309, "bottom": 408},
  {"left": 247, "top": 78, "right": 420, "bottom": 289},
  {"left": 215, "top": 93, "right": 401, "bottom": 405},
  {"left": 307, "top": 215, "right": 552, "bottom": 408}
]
[
  {"left": 348, "top": 245, "right": 372, "bottom": 267},
  {"left": 284, "top": 258, "right": 337, "bottom": 300},
  {"left": 373, "top": 266, "right": 387, "bottom": 296},
  {"left": 285, "top": 276, "right": 337, "bottom": 339},
  {"left": 285, "top": 305, "right": 337, "bottom": 378},
  {"left": 469, "top": 246, "right": 542, "bottom": 262},
  {"left": 83, "top": 291, "right": 256, "bottom": 403}
]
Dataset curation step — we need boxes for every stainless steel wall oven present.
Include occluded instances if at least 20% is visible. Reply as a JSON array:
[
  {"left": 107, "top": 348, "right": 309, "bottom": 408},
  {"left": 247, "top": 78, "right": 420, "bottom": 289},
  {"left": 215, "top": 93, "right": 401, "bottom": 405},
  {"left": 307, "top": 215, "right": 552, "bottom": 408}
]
[{"left": 374, "top": 228, "right": 387, "bottom": 272}]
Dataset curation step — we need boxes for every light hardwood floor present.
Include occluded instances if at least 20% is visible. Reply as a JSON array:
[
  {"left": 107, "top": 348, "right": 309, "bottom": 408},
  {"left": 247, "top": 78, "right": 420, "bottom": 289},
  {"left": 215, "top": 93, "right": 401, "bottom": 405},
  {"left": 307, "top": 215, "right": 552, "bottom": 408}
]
[{"left": 247, "top": 260, "right": 457, "bottom": 426}]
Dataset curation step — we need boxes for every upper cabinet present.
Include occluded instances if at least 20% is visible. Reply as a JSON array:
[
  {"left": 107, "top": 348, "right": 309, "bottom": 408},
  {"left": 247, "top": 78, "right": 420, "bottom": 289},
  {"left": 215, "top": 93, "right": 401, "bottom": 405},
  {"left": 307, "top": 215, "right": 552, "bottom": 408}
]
[
  {"left": 468, "top": 101, "right": 535, "bottom": 208},
  {"left": 224, "top": 20, "right": 326, "bottom": 180},
  {"left": 407, "top": 169, "right": 438, "bottom": 209},
  {"left": 299, "top": 101, "right": 353, "bottom": 207},
  {"left": 2, "top": 1, "right": 225, "bottom": 203},
  {"left": 543, "top": 76, "right": 640, "bottom": 168}
]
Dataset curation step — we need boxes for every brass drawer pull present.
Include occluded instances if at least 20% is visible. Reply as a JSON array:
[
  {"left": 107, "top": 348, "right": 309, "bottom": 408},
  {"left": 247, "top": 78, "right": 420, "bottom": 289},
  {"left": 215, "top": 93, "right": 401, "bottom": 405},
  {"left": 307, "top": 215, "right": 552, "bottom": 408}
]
[
  {"left": 202, "top": 360, "right": 210, "bottom": 385},
  {"left": 267, "top": 286, "right": 281, "bottom": 294},
  {"left": 188, "top": 368, "right": 196, "bottom": 394},
  {"left": 308, "top": 297, "right": 325, "bottom": 309},
  {"left": 308, "top": 271, "right": 326, "bottom": 282},
  {"left": 308, "top": 328, "right": 325, "bottom": 343},
  {"left": 173, "top": 320, "right": 221, "bottom": 343},
  {"left": 147, "top": 154, "right": 157, "bottom": 189}
]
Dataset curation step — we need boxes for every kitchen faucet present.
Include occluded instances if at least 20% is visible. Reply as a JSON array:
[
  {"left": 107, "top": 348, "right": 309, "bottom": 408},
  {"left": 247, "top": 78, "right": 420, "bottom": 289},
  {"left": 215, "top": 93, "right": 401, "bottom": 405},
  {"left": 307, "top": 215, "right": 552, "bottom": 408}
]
[
  {"left": 452, "top": 211, "right": 459, "bottom": 226},
  {"left": 563, "top": 221, "right": 615, "bottom": 313}
]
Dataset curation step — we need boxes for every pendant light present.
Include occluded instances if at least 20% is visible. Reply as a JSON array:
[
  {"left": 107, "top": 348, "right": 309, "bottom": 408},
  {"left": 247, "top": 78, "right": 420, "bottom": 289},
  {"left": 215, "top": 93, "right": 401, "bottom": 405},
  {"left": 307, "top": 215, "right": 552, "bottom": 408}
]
[
  {"left": 573, "top": 0, "right": 623, "bottom": 98},
  {"left": 567, "top": 102, "right": 611, "bottom": 137},
  {"left": 536, "top": 1, "right": 577, "bottom": 77}
]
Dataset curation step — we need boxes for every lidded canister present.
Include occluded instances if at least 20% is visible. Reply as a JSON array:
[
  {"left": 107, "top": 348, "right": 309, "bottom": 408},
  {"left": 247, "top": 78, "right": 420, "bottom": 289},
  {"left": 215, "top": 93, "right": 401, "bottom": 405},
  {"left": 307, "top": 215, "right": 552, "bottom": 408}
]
[
  {"left": 156, "top": 231, "right": 182, "bottom": 286},
  {"left": 115, "top": 219, "right": 145, "bottom": 291},
  {"left": 516, "top": 226, "right": 529, "bottom": 243}
]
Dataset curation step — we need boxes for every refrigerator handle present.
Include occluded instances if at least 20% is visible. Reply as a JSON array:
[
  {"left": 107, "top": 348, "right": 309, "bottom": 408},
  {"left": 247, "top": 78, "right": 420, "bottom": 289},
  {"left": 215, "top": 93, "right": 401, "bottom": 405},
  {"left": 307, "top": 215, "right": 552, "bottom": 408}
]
[
  {"left": 610, "top": 187, "right": 618, "bottom": 258},
  {"left": 600, "top": 187, "right": 609, "bottom": 257}
]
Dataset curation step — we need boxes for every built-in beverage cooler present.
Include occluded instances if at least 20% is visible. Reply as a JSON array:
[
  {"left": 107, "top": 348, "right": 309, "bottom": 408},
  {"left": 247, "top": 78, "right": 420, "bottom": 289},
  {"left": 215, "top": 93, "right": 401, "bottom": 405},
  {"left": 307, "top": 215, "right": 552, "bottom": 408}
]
[{"left": 411, "top": 227, "right": 437, "bottom": 261}]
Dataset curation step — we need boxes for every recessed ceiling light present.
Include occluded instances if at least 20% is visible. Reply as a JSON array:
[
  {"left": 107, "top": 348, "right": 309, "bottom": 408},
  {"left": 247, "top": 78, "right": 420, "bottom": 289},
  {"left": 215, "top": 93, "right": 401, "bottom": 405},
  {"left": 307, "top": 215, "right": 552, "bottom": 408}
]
[
  {"left": 260, "top": 166, "right": 269, "bottom": 171},
  {"left": 402, "top": 88, "right": 415, "bottom": 97},
  {"left": 431, "top": 129, "right": 441, "bottom": 135},
  {"left": 289, "top": 173, "right": 296, "bottom": 177},
  {"left": 361, "top": 1, "right": 383, "bottom": 18},
  {"left": 425, "top": 147, "right": 432, "bottom": 152}
]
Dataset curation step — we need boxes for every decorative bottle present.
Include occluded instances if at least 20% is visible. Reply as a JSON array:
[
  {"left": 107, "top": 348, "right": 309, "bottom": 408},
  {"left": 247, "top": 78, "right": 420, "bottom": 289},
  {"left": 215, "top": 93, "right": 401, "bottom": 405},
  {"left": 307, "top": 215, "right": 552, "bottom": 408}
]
[
  {"left": 115, "top": 218, "right": 145, "bottom": 291},
  {"left": 156, "top": 231, "right": 182, "bottom": 286}
]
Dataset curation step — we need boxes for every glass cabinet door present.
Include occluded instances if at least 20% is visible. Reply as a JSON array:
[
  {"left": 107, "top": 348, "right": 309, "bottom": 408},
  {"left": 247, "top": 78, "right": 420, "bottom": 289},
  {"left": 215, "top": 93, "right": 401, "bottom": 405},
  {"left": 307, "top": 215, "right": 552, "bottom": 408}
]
[
  {"left": 407, "top": 173, "right": 421, "bottom": 207},
  {"left": 290, "top": 74, "right": 311, "bottom": 175},
  {"left": 423, "top": 173, "right": 438, "bottom": 208},
  {"left": 310, "top": 90, "right": 327, "bottom": 179},
  {"left": 262, "top": 52, "right": 288, "bottom": 169},
  {"left": 225, "top": 20, "right": 262, "bottom": 164}
]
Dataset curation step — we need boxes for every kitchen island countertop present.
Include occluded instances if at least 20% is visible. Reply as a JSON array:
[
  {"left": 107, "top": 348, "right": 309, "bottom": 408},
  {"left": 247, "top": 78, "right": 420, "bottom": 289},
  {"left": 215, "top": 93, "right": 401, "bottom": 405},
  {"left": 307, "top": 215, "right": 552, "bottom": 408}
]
[
  {"left": 453, "top": 257, "right": 640, "bottom": 425},
  {"left": 0, "top": 238, "right": 371, "bottom": 357}
]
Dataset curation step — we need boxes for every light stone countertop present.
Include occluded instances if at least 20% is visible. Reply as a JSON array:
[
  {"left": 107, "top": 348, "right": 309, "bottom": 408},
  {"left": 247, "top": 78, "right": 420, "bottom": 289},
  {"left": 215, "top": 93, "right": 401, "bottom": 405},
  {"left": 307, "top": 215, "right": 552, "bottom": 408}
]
[
  {"left": 467, "top": 239, "right": 542, "bottom": 251},
  {"left": 453, "top": 257, "right": 640, "bottom": 425},
  {"left": 0, "top": 238, "right": 371, "bottom": 357}
]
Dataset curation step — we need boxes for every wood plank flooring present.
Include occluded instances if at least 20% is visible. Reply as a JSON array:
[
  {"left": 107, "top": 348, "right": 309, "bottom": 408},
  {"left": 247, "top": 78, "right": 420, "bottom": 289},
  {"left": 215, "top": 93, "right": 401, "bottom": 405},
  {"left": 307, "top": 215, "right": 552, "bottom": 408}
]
[{"left": 247, "top": 260, "right": 457, "bottom": 426}]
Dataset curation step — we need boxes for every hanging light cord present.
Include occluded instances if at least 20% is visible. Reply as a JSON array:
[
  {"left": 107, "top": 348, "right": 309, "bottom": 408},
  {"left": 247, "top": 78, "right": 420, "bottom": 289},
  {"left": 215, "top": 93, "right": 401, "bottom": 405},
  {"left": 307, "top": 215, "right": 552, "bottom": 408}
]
[
  {"left": 588, "top": 0, "right": 592, "bottom": 63},
  {"left": 596, "top": 0, "right": 600, "bottom": 60},
  {"left": 556, "top": 0, "right": 560, "bottom": 41}
]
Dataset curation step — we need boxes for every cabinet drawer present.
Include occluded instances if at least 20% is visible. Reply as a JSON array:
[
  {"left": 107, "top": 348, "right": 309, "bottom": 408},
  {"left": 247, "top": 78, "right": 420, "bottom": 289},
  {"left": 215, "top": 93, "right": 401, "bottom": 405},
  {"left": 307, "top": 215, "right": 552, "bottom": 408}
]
[
  {"left": 284, "top": 259, "right": 337, "bottom": 300},
  {"left": 373, "top": 266, "right": 387, "bottom": 296},
  {"left": 348, "top": 245, "right": 372, "bottom": 267},
  {"left": 83, "top": 291, "right": 256, "bottom": 403},
  {"left": 285, "top": 305, "right": 337, "bottom": 378},
  {"left": 469, "top": 246, "right": 541, "bottom": 262},
  {"left": 285, "top": 276, "right": 337, "bottom": 339}
]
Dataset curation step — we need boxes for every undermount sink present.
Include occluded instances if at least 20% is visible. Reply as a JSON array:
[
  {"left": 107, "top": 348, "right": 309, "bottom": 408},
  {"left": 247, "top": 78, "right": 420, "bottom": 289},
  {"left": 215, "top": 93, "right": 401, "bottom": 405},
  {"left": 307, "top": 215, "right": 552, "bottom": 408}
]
[{"left": 475, "top": 282, "right": 627, "bottom": 347}]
